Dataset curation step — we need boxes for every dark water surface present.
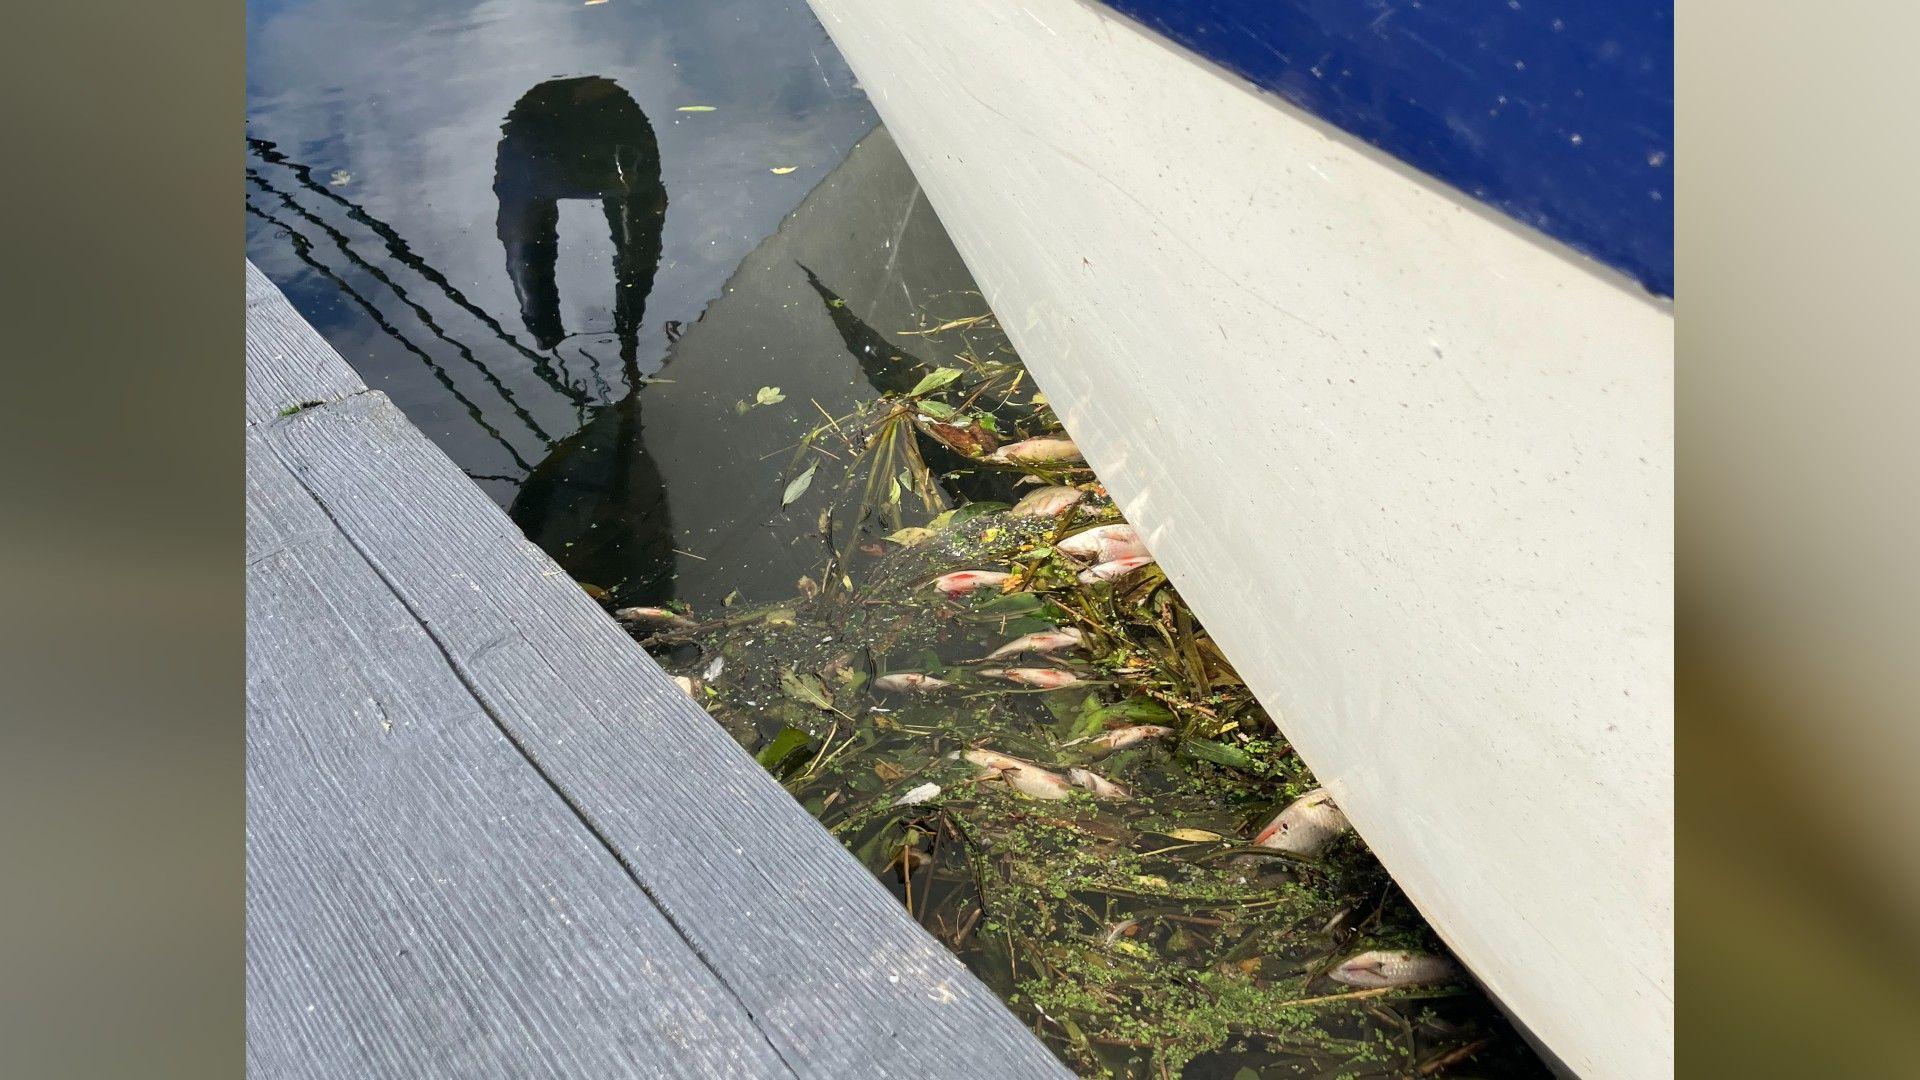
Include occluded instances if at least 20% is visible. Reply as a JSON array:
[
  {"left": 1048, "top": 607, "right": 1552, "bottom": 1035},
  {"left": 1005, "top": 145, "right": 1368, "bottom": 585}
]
[{"left": 248, "top": 0, "right": 920, "bottom": 606}]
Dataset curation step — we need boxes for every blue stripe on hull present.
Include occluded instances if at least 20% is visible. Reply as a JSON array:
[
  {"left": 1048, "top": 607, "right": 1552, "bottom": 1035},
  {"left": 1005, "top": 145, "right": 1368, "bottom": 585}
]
[{"left": 1092, "top": 0, "right": 1673, "bottom": 296}]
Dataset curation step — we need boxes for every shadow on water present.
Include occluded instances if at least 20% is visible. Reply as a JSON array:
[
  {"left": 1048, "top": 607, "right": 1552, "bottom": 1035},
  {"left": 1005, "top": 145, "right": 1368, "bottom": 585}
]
[
  {"left": 508, "top": 125, "right": 1025, "bottom": 609},
  {"left": 495, "top": 78, "right": 678, "bottom": 603},
  {"left": 492, "top": 77, "right": 668, "bottom": 371}
]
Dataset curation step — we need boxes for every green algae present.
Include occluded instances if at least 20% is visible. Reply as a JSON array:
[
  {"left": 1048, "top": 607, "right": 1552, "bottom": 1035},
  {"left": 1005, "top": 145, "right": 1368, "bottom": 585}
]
[{"left": 613, "top": 310, "right": 1545, "bottom": 1078}]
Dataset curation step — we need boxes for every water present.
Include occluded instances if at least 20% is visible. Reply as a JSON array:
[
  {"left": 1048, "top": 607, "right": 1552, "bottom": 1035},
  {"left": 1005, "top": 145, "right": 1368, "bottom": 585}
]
[{"left": 248, "top": 2, "right": 1548, "bottom": 1075}]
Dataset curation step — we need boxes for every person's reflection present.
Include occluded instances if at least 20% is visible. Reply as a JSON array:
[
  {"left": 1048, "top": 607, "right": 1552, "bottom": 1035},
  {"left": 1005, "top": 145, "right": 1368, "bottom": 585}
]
[
  {"left": 499, "top": 78, "right": 676, "bottom": 603},
  {"left": 493, "top": 76, "right": 667, "bottom": 371}
]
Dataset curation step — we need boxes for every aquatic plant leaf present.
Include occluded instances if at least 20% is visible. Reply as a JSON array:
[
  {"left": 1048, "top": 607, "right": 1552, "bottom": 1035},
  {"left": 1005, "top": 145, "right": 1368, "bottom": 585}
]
[
  {"left": 971, "top": 591, "right": 1043, "bottom": 616},
  {"left": 916, "top": 399, "right": 957, "bottom": 420},
  {"left": 951, "top": 500, "right": 1010, "bottom": 525},
  {"left": 907, "top": 366, "right": 963, "bottom": 397},
  {"left": 779, "top": 669, "right": 834, "bottom": 711},
  {"left": 755, "top": 386, "right": 786, "bottom": 405},
  {"left": 885, "top": 526, "right": 936, "bottom": 547},
  {"left": 781, "top": 463, "right": 817, "bottom": 507},
  {"left": 755, "top": 727, "right": 812, "bottom": 772},
  {"left": 1092, "top": 699, "right": 1176, "bottom": 726},
  {"left": 1179, "top": 738, "right": 1257, "bottom": 771}
]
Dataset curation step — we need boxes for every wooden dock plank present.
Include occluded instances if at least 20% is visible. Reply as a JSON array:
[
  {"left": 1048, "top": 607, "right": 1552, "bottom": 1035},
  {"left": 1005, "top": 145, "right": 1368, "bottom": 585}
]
[
  {"left": 246, "top": 262, "right": 1070, "bottom": 1077},
  {"left": 247, "top": 442, "right": 792, "bottom": 1079},
  {"left": 255, "top": 374, "right": 1070, "bottom": 1080},
  {"left": 245, "top": 261, "right": 365, "bottom": 426}
]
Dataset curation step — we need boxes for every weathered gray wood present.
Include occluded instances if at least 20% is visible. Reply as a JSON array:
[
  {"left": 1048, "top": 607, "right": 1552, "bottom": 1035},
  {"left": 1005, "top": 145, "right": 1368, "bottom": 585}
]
[
  {"left": 247, "top": 442, "right": 791, "bottom": 1079},
  {"left": 245, "top": 261, "right": 365, "bottom": 425},
  {"left": 255, "top": 368, "right": 1070, "bottom": 1080},
  {"left": 245, "top": 261, "right": 1070, "bottom": 1078}
]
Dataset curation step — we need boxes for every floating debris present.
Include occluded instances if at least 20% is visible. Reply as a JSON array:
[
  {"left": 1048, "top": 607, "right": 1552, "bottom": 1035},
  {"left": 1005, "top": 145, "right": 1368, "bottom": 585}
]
[
  {"left": 671, "top": 675, "right": 700, "bottom": 698},
  {"left": 327, "top": 168, "right": 353, "bottom": 186},
  {"left": 769, "top": 165, "right": 798, "bottom": 175},
  {"left": 919, "top": 416, "right": 999, "bottom": 456},
  {"left": 631, "top": 298, "right": 1534, "bottom": 1076},
  {"left": 614, "top": 605, "right": 696, "bottom": 629},
  {"left": 1253, "top": 787, "right": 1351, "bottom": 856},
  {"left": 1329, "top": 949, "right": 1458, "bottom": 989},
  {"left": 893, "top": 782, "right": 942, "bottom": 807}
]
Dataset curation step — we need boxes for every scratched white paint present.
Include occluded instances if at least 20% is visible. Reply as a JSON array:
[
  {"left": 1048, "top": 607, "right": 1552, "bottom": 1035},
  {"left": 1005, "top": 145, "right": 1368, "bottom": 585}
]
[{"left": 806, "top": 0, "right": 1673, "bottom": 1075}]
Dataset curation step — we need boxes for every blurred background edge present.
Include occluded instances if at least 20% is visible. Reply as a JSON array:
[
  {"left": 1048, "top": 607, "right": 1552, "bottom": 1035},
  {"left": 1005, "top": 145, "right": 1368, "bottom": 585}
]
[{"left": 2, "top": 0, "right": 1919, "bottom": 1075}]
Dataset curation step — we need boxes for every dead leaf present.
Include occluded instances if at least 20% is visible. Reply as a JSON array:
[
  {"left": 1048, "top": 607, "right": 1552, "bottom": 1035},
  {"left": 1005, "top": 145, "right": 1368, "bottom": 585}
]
[
  {"left": 1162, "top": 828, "right": 1225, "bottom": 843},
  {"left": 769, "top": 166, "right": 798, "bottom": 175}
]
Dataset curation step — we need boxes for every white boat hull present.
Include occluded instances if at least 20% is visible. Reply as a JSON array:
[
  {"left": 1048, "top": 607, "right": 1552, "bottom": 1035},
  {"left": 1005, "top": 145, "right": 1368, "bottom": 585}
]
[{"left": 805, "top": 1, "right": 1674, "bottom": 1075}]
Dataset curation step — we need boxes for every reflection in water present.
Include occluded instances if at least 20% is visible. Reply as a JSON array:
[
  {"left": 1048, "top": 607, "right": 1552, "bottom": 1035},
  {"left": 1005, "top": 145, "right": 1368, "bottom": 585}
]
[
  {"left": 493, "top": 77, "right": 668, "bottom": 372},
  {"left": 504, "top": 127, "right": 1005, "bottom": 608},
  {"left": 498, "top": 79, "right": 677, "bottom": 602}
]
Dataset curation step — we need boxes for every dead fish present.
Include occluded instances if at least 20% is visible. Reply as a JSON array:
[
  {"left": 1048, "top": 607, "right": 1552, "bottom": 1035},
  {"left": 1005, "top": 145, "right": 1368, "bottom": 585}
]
[
  {"left": 892, "top": 782, "right": 942, "bottom": 807},
  {"left": 932, "top": 570, "right": 1011, "bottom": 597},
  {"left": 961, "top": 748, "right": 1027, "bottom": 773},
  {"left": 1056, "top": 523, "right": 1148, "bottom": 564},
  {"left": 1253, "top": 788, "right": 1350, "bottom": 856},
  {"left": 963, "top": 749, "right": 1073, "bottom": 800},
  {"left": 1067, "top": 767, "right": 1131, "bottom": 800},
  {"left": 1077, "top": 724, "right": 1173, "bottom": 752},
  {"left": 1078, "top": 555, "right": 1156, "bottom": 583},
  {"left": 989, "top": 435, "right": 1083, "bottom": 465},
  {"left": 1010, "top": 485, "right": 1084, "bottom": 518},
  {"left": 671, "top": 676, "right": 701, "bottom": 698},
  {"left": 614, "top": 605, "right": 696, "bottom": 629},
  {"left": 1328, "top": 950, "right": 1457, "bottom": 989},
  {"left": 978, "top": 667, "right": 1083, "bottom": 689},
  {"left": 873, "top": 672, "right": 950, "bottom": 693},
  {"left": 985, "top": 627, "right": 1084, "bottom": 660}
]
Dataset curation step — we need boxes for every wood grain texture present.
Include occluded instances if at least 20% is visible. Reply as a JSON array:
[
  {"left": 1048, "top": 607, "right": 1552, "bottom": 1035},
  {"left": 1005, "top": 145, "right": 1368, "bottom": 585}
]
[
  {"left": 245, "top": 261, "right": 365, "bottom": 426},
  {"left": 245, "top": 261, "right": 1069, "bottom": 1077},
  {"left": 247, "top": 444, "right": 790, "bottom": 1079}
]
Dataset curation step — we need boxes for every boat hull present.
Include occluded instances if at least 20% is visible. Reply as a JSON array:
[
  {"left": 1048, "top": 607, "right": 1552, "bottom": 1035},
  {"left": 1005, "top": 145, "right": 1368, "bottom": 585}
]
[{"left": 805, "top": 1, "right": 1674, "bottom": 1075}]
